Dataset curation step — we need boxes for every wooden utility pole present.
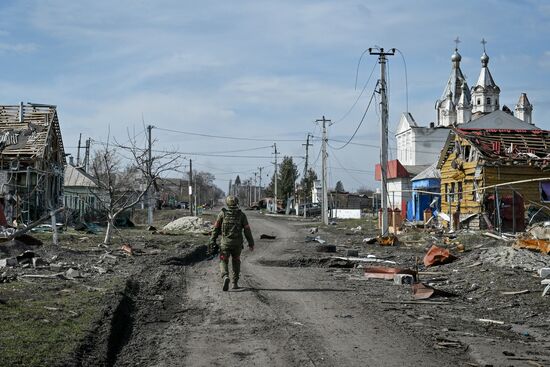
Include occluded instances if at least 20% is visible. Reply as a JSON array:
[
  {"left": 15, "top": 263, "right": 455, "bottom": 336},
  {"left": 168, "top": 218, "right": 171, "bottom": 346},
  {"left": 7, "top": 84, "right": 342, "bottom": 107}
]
[
  {"left": 147, "top": 125, "right": 154, "bottom": 225},
  {"left": 189, "top": 159, "right": 193, "bottom": 215},
  {"left": 76, "top": 133, "right": 82, "bottom": 166},
  {"left": 273, "top": 144, "right": 278, "bottom": 213},
  {"left": 303, "top": 133, "right": 313, "bottom": 217},
  {"left": 258, "top": 166, "right": 263, "bottom": 200},
  {"left": 316, "top": 116, "right": 331, "bottom": 225},
  {"left": 369, "top": 47, "right": 395, "bottom": 236}
]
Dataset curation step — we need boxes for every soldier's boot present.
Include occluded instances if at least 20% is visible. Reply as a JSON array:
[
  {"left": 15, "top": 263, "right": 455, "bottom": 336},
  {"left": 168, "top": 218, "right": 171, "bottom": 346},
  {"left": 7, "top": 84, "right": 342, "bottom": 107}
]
[
  {"left": 222, "top": 276, "right": 230, "bottom": 291},
  {"left": 220, "top": 254, "right": 230, "bottom": 291},
  {"left": 232, "top": 256, "right": 241, "bottom": 289}
]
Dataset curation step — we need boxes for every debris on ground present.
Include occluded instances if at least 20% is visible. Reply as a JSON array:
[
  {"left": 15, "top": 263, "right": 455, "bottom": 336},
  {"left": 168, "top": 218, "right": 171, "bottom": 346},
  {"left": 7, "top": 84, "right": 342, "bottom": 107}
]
[
  {"left": 362, "top": 237, "right": 377, "bottom": 244},
  {"left": 363, "top": 266, "right": 416, "bottom": 281},
  {"left": 423, "top": 245, "right": 457, "bottom": 267},
  {"left": 260, "top": 234, "right": 276, "bottom": 239},
  {"left": 147, "top": 226, "right": 157, "bottom": 232},
  {"left": 350, "top": 226, "right": 362, "bottom": 233},
  {"left": 305, "top": 236, "right": 326, "bottom": 244},
  {"left": 377, "top": 235, "right": 397, "bottom": 246},
  {"left": 121, "top": 244, "right": 133, "bottom": 256},
  {"left": 346, "top": 249, "right": 359, "bottom": 257},
  {"left": 309, "top": 227, "right": 318, "bottom": 234},
  {"left": 162, "top": 216, "right": 212, "bottom": 233},
  {"left": 335, "top": 255, "right": 397, "bottom": 265},
  {"left": 513, "top": 238, "right": 550, "bottom": 254},
  {"left": 316, "top": 244, "right": 336, "bottom": 253}
]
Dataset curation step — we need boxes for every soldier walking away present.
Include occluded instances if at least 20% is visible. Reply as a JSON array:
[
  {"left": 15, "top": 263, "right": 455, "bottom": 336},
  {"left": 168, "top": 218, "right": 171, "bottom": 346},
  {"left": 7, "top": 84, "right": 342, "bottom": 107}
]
[{"left": 209, "top": 196, "right": 255, "bottom": 291}]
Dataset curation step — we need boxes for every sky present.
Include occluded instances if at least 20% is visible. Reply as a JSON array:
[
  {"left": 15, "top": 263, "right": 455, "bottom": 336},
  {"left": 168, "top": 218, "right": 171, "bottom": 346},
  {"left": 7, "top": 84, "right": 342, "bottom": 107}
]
[{"left": 0, "top": 0, "right": 549, "bottom": 194}]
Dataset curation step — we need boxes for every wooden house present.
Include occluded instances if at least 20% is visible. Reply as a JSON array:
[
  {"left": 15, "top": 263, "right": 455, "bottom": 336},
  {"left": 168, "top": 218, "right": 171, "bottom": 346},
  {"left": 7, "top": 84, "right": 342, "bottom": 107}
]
[
  {"left": 0, "top": 103, "right": 65, "bottom": 223},
  {"left": 437, "top": 128, "right": 550, "bottom": 231},
  {"left": 63, "top": 164, "right": 104, "bottom": 221}
]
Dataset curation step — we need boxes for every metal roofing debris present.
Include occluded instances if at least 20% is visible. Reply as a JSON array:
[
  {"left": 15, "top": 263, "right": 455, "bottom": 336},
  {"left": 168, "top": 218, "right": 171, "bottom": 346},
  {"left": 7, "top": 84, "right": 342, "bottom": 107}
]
[{"left": 423, "top": 245, "right": 457, "bottom": 267}]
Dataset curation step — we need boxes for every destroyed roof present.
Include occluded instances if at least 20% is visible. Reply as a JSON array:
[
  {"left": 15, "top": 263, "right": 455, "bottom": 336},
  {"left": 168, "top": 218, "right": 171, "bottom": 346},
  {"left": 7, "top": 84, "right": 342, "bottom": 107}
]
[
  {"left": 64, "top": 165, "right": 98, "bottom": 188},
  {"left": 438, "top": 128, "right": 550, "bottom": 169},
  {"left": 411, "top": 162, "right": 441, "bottom": 181},
  {"left": 0, "top": 103, "right": 65, "bottom": 159}
]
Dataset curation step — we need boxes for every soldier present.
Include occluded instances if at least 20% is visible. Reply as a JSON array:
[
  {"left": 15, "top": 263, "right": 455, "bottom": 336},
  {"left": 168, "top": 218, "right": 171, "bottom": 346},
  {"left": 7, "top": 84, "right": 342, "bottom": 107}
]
[{"left": 209, "top": 195, "right": 255, "bottom": 291}]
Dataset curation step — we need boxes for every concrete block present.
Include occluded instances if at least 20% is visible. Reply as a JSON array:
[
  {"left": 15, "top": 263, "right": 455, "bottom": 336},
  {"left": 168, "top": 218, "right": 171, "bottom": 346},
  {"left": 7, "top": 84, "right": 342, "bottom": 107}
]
[
  {"left": 32, "top": 257, "right": 49, "bottom": 268},
  {"left": 0, "top": 258, "right": 17, "bottom": 268},
  {"left": 346, "top": 249, "right": 359, "bottom": 257},
  {"left": 539, "top": 268, "right": 550, "bottom": 278},
  {"left": 393, "top": 274, "right": 414, "bottom": 285}
]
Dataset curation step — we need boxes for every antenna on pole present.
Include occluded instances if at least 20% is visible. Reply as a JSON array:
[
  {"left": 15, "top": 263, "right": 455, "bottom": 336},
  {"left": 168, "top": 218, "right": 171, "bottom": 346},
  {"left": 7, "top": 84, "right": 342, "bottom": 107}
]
[{"left": 369, "top": 47, "right": 395, "bottom": 237}]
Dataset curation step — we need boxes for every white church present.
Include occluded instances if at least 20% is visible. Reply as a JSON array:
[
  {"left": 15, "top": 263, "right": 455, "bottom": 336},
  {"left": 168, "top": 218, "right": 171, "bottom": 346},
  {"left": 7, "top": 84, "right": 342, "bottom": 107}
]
[
  {"left": 387, "top": 42, "right": 539, "bottom": 213},
  {"left": 396, "top": 43, "right": 538, "bottom": 166}
]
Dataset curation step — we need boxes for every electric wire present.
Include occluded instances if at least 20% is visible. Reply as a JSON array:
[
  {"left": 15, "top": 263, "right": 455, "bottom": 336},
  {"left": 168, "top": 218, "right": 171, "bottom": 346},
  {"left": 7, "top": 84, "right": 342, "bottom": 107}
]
[
  {"left": 154, "top": 127, "right": 305, "bottom": 142},
  {"left": 333, "top": 58, "right": 378, "bottom": 125},
  {"left": 328, "top": 86, "right": 377, "bottom": 151}
]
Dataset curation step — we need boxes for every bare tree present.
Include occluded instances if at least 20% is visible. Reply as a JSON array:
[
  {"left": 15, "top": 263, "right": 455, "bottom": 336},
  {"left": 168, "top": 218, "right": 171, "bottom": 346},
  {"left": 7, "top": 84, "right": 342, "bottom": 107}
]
[{"left": 91, "top": 136, "right": 181, "bottom": 245}]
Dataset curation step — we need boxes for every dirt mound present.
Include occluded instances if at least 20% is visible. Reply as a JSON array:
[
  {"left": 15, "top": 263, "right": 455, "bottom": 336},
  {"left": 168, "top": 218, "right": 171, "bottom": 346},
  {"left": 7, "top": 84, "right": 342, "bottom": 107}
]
[{"left": 162, "top": 216, "right": 211, "bottom": 233}]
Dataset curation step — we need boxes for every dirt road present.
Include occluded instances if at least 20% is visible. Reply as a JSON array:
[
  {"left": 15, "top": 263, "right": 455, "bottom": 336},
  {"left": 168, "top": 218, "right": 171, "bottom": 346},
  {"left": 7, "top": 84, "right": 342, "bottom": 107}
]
[{"left": 108, "top": 212, "right": 473, "bottom": 367}]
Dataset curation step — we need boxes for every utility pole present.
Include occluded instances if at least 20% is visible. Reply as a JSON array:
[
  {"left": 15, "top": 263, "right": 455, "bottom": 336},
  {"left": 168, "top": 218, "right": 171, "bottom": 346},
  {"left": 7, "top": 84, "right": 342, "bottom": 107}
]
[
  {"left": 369, "top": 47, "right": 395, "bottom": 236},
  {"left": 303, "top": 133, "right": 313, "bottom": 218},
  {"left": 258, "top": 166, "right": 263, "bottom": 200},
  {"left": 84, "top": 138, "right": 91, "bottom": 172},
  {"left": 273, "top": 144, "right": 278, "bottom": 213},
  {"left": 76, "top": 133, "right": 82, "bottom": 166},
  {"left": 189, "top": 159, "right": 193, "bottom": 215},
  {"left": 253, "top": 172, "right": 258, "bottom": 203},
  {"left": 147, "top": 125, "right": 154, "bottom": 226},
  {"left": 316, "top": 116, "right": 331, "bottom": 225}
]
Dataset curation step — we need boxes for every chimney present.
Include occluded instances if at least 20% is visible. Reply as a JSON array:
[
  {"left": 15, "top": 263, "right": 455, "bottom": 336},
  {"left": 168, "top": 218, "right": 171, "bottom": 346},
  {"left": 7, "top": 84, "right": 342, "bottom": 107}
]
[
  {"left": 69, "top": 156, "right": 74, "bottom": 166},
  {"left": 429, "top": 122, "right": 435, "bottom": 128}
]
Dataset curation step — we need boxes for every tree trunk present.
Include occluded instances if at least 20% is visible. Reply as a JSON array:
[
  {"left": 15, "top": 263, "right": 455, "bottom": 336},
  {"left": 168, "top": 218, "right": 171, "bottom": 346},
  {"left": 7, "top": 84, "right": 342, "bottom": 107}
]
[{"left": 104, "top": 218, "right": 115, "bottom": 245}]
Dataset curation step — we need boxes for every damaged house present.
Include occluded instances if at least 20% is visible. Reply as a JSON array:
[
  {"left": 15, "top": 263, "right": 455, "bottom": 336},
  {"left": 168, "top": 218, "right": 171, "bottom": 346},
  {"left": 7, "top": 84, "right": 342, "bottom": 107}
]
[
  {"left": 0, "top": 103, "right": 65, "bottom": 224},
  {"left": 437, "top": 128, "right": 550, "bottom": 231}
]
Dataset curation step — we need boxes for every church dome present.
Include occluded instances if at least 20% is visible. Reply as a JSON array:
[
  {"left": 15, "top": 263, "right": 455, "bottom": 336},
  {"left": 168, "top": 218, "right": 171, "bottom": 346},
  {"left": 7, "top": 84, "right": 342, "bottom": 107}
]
[
  {"left": 451, "top": 49, "right": 462, "bottom": 62},
  {"left": 481, "top": 51, "right": 489, "bottom": 66}
]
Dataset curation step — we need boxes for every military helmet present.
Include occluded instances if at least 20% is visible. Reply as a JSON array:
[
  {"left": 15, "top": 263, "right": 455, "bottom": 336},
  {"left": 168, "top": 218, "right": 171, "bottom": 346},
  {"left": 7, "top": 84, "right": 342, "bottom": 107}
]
[{"left": 225, "top": 195, "right": 239, "bottom": 207}]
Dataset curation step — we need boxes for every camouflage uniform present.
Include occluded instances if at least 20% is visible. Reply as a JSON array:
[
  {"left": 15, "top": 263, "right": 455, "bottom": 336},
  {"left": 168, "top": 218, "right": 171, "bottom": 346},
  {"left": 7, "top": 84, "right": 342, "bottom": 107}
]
[{"left": 209, "top": 196, "right": 254, "bottom": 290}]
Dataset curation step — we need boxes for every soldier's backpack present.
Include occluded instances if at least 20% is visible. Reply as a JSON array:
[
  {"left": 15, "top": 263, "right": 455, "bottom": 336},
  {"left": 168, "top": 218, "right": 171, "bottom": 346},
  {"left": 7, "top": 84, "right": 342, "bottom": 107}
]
[{"left": 221, "top": 208, "right": 243, "bottom": 240}]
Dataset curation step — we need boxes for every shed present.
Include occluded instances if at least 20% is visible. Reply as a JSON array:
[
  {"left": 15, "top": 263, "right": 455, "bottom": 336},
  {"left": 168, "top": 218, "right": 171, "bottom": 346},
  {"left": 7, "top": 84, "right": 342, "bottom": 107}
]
[{"left": 408, "top": 162, "right": 441, "bottom": 222}]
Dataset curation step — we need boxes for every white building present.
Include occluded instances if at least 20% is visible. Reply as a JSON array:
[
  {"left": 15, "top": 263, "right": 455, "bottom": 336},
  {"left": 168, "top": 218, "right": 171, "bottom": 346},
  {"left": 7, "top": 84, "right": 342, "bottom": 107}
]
[
  {"left": 396, "top": 44, "right": 539, "bottom": 168},
  {"left": 391, "top": 43, "right": 540, "bottom": 217}
]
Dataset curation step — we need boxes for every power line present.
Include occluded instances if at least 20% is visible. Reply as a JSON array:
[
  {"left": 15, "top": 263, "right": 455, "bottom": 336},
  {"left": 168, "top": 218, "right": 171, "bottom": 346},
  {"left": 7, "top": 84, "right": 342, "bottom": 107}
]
[
  {"left": 154, "top": 127, "right": 305, "bottom": 142},
  {"left": 333, "top": 58, "right": 378, "bottom": 125},
  {"left": 329, "top": 86, "right": 377, "bottom": 150}
]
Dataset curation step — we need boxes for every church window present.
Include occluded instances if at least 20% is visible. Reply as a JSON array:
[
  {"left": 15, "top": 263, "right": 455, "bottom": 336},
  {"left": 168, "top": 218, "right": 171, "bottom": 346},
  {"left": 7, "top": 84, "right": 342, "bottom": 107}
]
[
  {"left": 477, "top": 99, "right": 481, "bottom": 105},
  {"left": 486, "top": 97, "right": 491, "bottom": 105}
]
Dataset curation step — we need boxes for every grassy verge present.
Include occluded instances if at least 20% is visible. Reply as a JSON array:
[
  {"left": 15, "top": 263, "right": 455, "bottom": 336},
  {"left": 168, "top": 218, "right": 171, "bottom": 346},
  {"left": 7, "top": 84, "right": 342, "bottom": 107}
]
[{"left": 0, "top": 275, "right": 124, "bottom": 367}]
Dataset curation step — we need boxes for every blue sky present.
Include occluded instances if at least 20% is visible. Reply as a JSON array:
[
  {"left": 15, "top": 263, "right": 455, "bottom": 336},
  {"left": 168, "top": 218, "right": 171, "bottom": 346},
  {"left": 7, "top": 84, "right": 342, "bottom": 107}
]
[{"left": 0, "top": 0, "right": 549, "bottom": 193}]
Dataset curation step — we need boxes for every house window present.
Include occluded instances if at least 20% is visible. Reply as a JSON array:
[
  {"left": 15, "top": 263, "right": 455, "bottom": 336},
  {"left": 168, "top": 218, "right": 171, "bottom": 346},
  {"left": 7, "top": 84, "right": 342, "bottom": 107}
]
[
  {"left": 541, "top": 181, "right": 550, "bottom": 202},
  {"left": 450, "top": 182, "right": 455, "bottom": 202},
  {"left": 487, "top": 97, "right": 491, "bottom": 105},
  {"left": 444, "top": 183, "right": 448, "bottom": 203},
  {"left": 458, "top": 182, "right": 463, "bottom": 201}
]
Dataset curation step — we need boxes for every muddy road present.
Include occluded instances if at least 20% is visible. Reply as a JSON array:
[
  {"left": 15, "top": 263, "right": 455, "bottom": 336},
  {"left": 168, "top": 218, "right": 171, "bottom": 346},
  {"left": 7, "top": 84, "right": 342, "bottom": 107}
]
[{"left": 104, "top": 212, "right": 476, "bottom": 367}]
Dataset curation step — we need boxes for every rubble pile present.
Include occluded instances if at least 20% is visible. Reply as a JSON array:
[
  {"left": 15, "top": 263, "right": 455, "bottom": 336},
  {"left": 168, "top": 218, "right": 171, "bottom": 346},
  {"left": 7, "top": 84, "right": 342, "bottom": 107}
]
[
  {"left": 479, "top": 246, "right": 550, "bottom": 271},
  {"left": 162, "top": 216, "right": 212, "bottom": 233}
]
